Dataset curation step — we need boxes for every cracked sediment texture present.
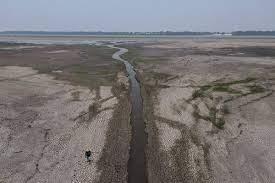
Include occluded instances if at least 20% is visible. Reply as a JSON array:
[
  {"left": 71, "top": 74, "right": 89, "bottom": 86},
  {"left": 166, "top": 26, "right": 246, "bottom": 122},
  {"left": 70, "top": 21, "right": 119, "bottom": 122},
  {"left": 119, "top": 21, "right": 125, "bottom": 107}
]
[
  {"left": 0, "top": 44, "right": 133, "bottom": 183},
  {"left": 141, "top": 84, "right": 212, "bottom": 183},
  {"left": 128, "top": 38, "right": 275, "bottom": 183},
  {"left": 0, "top": 66, "right": 130, "bottom": 182},
  {"left": 96, "top": 73, "right": 131, "bottom": 183}
]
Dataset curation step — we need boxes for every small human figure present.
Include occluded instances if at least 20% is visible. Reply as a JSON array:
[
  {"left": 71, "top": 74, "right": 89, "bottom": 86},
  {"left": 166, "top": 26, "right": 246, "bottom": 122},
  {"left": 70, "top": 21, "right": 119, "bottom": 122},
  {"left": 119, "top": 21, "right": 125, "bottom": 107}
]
[{"left": 85, "top": 150, "right": 92, "bottom": 162}]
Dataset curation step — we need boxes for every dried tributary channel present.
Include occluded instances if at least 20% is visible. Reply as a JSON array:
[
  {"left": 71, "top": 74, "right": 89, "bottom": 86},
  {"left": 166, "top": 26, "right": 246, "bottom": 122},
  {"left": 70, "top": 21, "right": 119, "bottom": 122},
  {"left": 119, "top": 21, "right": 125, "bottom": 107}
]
[{"left": 109, "top": 45, "right": 147, "bottom": 183}]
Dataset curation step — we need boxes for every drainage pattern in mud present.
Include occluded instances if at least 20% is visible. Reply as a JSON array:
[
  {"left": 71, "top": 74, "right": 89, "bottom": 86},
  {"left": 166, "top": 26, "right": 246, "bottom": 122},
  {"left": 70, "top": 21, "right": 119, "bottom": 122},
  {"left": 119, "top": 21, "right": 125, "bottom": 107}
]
[{"left": 110, "top": 45, "right": 147, "bottom": 183}]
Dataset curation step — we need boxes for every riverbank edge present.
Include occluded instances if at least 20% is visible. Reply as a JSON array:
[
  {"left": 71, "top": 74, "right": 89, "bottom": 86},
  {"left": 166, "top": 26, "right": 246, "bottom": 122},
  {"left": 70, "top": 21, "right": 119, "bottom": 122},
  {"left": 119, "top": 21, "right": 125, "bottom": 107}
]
[{"left": 96, "top": 45, "right": 132, "bottom": 183}]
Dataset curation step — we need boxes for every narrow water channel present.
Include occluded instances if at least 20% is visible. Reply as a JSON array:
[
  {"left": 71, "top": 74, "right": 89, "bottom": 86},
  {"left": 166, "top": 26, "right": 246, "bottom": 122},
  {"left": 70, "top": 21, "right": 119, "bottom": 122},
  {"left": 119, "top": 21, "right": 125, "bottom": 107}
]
[{"left": 109, "top": 45, "right": 147, "bottom": 183}]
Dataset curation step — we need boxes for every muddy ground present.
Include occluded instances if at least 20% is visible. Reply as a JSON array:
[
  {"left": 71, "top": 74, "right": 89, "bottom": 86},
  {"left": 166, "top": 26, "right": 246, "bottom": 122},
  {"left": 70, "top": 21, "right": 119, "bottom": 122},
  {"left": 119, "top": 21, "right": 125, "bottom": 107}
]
[
  {"left": 0, "top": 43, "right": 131, "bottom": 183},
  {"left": 123, "top": 38, "right": 275, "bottom": 183}
]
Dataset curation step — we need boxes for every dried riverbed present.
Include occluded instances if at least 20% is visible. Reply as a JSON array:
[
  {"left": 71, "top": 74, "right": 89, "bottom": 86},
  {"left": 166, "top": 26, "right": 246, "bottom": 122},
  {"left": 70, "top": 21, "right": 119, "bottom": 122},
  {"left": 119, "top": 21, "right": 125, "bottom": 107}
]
[
  {"left": 123, "top": 38, "right": 275, "bottom": 183},
  {"left": 0, "top": 44, "right": 131, "bottom": 183},
  {"left": 1, "top": 38, "right": 275, "bottom": 183}
]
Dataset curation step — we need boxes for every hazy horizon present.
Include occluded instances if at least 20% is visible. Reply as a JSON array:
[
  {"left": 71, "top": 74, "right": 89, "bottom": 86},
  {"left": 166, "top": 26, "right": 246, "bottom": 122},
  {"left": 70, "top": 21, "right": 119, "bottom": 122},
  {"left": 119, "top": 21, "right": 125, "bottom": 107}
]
[{"left": 1, "top": 0, "right": 275, "bottom": 32}]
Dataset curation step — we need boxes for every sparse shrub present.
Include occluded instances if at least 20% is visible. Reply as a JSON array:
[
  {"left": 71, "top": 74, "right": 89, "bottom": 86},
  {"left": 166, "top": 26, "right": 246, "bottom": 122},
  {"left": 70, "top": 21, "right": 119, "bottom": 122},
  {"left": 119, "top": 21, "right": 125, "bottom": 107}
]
[
  {"left": 192, "top": 89, "right": 204, "bottom": 99},
  {"left": 215, "top": 118, "right": 225, "bottom": 129}
]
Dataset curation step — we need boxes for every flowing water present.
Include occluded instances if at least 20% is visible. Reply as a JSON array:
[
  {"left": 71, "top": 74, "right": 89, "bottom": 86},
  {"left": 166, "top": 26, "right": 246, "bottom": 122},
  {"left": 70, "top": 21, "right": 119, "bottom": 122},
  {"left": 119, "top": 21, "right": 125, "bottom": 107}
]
[{"left": 110, "top": 45, "right": 147, "bottom": 183}]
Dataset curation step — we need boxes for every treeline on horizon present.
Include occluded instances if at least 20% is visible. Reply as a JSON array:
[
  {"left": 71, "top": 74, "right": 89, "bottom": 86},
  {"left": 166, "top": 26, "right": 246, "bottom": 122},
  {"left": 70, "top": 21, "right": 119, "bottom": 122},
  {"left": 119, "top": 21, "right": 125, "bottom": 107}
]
[
  {"left": 0, "top": 31, "right": 275, "bottom": 36},
  {"left": 0, "top": 31, "right": 215, "bottom": 35},
  {"left": 231, "top": 31, "right": 275, "bottom": 36}
]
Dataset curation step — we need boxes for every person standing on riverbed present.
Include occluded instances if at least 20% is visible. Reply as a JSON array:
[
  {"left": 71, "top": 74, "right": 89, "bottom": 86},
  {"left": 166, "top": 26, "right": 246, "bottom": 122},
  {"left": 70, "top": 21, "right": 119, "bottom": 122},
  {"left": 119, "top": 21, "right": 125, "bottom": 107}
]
[{"left": 85, "top": 151, "right": 92, "bottom": 162}]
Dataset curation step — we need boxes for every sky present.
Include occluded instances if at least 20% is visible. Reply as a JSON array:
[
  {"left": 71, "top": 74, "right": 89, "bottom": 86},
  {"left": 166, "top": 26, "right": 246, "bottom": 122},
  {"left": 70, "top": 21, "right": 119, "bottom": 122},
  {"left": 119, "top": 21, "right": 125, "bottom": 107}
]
[{"left": 0, "top": 0, "right": 275, "bottom": 32}]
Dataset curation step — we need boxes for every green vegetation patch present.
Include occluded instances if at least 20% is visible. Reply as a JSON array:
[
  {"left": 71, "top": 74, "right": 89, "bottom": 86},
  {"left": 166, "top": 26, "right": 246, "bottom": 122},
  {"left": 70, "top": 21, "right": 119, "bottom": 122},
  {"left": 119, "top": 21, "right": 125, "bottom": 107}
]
[
  {"left": 215, "top": 77, "right": 256, "bottom": 86},
  {"left": 192, "top": 90, "right": 205, "bottom": 100},
  {"left": 189, "top": 77, "right": 267, "bottom": 131},
  {"left": 212, "top": 85, "right": 240, "bottom": 94},
  {"left": 215, "top": 118, "right": 225, "bottom": 130},
  {"left": 191, "top": 77, "right": 258, "bottom": 100}
]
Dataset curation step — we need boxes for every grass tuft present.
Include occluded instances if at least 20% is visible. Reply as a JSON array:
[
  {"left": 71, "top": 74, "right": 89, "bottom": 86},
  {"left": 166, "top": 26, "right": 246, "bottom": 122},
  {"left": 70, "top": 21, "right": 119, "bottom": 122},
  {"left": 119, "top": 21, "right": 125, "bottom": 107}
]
[{"left": 192, "top": 90, "right": 205, "bottom": 99}]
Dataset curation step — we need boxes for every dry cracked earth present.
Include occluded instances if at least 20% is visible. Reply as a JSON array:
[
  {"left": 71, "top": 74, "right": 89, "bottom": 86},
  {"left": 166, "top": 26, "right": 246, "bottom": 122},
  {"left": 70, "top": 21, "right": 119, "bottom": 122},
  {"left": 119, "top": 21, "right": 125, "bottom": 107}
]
[
  {"left": 1, "top": 38, "right": 275, "bottom": 183},
  {"left": 123, "top": 38, "right": 275, "bottom": 183},
  {"left": 0, "top": 44, "right": 131, "bottom": 183}
]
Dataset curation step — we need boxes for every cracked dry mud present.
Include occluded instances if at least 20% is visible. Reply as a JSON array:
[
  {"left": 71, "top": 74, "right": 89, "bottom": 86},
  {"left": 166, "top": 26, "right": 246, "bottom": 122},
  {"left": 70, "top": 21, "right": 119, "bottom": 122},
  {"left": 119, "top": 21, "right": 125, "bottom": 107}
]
[
  {"left": 124, "top": 38, "right": 275, "bottom": 183},
  {"left": 1, "top": 38, "right": 275, "bottom": 183},
  {"left": 0, "top": 66, "right": 117, "bottom": 182},
  {"left": 0, "top": 44, "right": 131, "bottom": 183}
]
